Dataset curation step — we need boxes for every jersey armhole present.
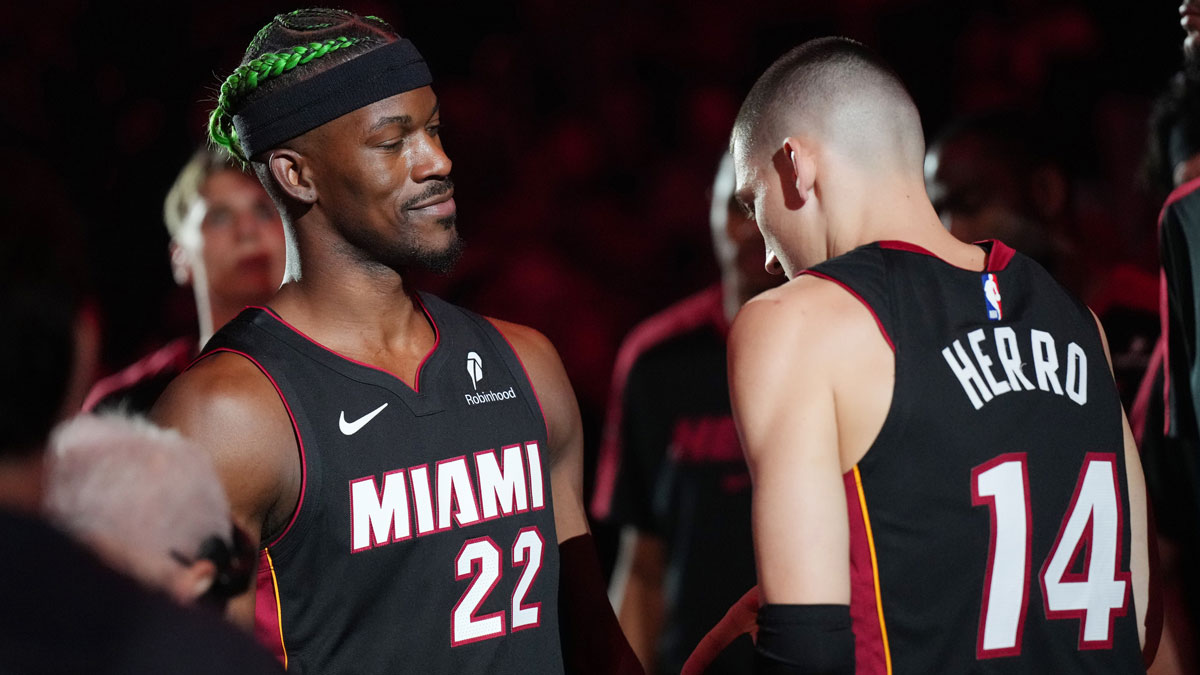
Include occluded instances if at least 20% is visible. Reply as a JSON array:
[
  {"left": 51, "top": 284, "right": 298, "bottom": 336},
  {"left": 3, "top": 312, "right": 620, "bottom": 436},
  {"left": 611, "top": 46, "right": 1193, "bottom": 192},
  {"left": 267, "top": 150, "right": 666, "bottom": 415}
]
[
  {"left": 799, "top": 264, "right": 907, "bottom": 482},
  {"left": 799, "top": 270, "right": 895, "bottom": 353},
  {"left": 191, "top": 347, "right": 309, "bottom": 551}
]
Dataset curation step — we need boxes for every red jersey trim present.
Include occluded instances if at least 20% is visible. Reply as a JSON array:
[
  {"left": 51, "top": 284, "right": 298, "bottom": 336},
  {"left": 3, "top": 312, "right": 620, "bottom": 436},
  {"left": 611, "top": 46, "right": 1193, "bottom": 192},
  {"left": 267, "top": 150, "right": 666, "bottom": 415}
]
[
  {"left": 1130, "top": 337, "right": 1166, "bottom": 444},
  {"left": 876, "top": 239, "right": 1016, "bottom": 272},
  {"left": 1158, "top": 175, "right": 1200, "bottom": 224},
  {"left": 801, "top": 271, "right": 895, "bottom": 353},
  {"left": 877, "top": 240, "right": 935, "bottom": 257},
  {"left": 590, "top": 285, "right": 726, "bottom": 520},
  {"left": 81, "top": 336, "right": 195, "bottom": 412},
  {"left": 846, "top": 467, "right": 892, "bottom": 674},
  {"left": 251, "top": 300, "right": 441, "bottom": 393},
  {"left": 983, "top": 240, "right": 1017, "bottom": 272}
]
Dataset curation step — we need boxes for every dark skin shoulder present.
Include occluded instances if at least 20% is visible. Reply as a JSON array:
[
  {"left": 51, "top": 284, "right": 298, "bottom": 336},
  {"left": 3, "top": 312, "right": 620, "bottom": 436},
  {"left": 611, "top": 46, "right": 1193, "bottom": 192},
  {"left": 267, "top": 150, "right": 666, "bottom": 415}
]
[
  {"left": 485, "top": 318, "right": 589, "bottom": 543},
  {"left": 150, "top": 350, "right": 300, "bottom": 629}
]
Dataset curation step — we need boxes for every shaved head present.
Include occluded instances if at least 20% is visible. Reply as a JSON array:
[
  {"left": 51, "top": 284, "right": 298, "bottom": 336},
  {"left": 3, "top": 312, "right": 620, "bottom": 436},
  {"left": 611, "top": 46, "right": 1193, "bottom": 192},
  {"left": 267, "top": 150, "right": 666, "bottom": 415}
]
[{"left": 733, "top": 37, "right": 925, "bottom": 177}]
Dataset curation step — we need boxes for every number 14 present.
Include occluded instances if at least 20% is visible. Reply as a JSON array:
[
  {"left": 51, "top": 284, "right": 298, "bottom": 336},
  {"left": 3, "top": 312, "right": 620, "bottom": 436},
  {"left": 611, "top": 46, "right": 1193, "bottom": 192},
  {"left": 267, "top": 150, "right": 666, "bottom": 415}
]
[{"left": 971, "top": 453, "right": 1130, "bottom": 659}]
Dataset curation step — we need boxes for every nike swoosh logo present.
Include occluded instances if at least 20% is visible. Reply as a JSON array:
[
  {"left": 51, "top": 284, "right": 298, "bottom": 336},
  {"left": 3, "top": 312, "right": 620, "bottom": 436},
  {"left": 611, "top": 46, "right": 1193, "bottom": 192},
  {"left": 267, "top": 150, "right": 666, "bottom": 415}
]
[{"left": 339, "top": 403, "right": 388, "bottom": 436}]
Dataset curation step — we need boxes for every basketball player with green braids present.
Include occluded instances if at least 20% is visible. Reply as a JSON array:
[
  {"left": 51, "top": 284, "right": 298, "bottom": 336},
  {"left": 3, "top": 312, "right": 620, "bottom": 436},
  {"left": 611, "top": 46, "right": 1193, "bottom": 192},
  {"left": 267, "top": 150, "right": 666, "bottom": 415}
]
[{"left": 152, "top": 9, "right": 641, "bottom": 674}]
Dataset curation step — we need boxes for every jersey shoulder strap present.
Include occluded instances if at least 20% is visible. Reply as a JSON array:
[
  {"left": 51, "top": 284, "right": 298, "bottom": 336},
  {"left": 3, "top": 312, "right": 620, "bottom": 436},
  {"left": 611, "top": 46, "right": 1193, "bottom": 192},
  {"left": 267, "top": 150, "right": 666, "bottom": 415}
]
[
  {"left": 803, "top": 243, "right": 896, "bottom": 349},
  {"left": 419, "top": 293, "right": 548, "bottom": 434}
]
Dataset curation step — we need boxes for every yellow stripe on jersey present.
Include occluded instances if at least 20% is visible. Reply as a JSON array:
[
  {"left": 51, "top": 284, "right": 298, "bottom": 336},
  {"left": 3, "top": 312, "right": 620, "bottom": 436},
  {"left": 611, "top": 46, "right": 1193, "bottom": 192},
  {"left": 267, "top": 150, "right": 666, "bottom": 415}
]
[
  {"left": 854, "top": 465, "right": 893, "bottom": 674},
  {"left": 266, "top": 548, "right": 288, "bottom": 670}
]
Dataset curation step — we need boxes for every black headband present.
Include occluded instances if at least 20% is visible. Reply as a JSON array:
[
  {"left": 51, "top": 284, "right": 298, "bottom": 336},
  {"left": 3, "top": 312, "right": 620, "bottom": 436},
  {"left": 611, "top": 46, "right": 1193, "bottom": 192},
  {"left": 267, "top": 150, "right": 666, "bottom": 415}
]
[{"left": 232, "top": 38, "right": 432, "bottom": 159}]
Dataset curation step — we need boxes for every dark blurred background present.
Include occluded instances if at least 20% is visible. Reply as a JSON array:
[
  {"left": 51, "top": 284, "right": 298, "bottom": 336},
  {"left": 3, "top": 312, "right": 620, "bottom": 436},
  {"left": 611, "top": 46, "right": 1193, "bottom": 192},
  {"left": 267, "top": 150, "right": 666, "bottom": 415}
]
[{"left": 0, "top": 0, "right": 1184, "bottom": 541}]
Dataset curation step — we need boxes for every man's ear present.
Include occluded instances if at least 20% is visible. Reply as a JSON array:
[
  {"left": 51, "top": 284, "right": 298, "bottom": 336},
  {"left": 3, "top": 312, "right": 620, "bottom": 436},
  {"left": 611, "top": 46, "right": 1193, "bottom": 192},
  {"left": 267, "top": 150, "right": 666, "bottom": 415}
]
[
  {"left": 267, "top": 149, "right": 318, "bottom": 205},
  {"left": 168, "top": 241, "right": 192, "bottom": 287},
  {"left": 772, "top": 137, "right": 815, "bottom": 211}
]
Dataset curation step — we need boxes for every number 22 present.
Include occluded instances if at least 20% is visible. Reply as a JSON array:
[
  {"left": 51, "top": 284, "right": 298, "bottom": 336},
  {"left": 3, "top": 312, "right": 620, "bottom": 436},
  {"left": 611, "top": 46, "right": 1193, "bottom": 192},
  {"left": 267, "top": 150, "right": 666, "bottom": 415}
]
[
  {"left": 971, "top": 452, "right": 1130, "bottom": 658},
  {"left": 451, "top": 527, "right": 545, "bottom": 646}
]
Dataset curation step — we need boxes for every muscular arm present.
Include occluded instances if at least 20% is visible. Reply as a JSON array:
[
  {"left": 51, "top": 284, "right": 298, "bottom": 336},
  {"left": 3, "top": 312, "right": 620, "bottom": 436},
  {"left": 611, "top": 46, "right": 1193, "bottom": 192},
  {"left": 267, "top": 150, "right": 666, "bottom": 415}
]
[
  {"left": 150, "top": 353, "right": 298, "bottom": 631},
  {"left": 728, "top": 285, "right": 850, "bottom": 606},
  {"left": 727, "top": 277, "right": 890, "bottom": 674}
]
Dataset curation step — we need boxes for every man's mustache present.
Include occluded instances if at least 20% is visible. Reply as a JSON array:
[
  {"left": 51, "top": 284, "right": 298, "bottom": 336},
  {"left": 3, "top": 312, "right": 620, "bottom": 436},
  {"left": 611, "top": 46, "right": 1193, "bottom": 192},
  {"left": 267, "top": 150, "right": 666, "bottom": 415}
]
[{"left": 403, "top": 179, "right": 455, "bottom": 210}]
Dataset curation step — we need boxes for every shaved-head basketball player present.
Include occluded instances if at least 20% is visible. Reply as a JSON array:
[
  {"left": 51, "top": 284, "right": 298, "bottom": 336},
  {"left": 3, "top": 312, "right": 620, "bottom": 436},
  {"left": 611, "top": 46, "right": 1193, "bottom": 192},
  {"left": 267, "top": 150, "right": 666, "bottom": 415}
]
[
  {"left": 725, "top": 37, "right": 1155, "bottom": 673},
  {"left": 151, "top": 9, "right": 638, "bottom": 674}
]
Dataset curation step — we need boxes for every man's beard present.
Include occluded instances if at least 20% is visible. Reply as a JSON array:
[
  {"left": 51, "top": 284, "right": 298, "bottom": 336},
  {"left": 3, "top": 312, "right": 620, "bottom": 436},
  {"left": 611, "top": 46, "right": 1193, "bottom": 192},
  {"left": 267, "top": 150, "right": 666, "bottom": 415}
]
[
  {"left": 404, "top": 215, "right": 464, "bottom": 274},
  {"left": 336, "top": 212, "right": 465, "bottom": 276},
  {"left": 394, "top": 179, "right": 462, "bottom": 274}
]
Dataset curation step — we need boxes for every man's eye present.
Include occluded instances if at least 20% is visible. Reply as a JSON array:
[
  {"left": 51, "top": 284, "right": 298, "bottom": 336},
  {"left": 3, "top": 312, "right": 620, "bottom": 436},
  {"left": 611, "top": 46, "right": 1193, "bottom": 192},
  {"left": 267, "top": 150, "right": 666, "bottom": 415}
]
[{"left": 427, "top": 123, "right": 443, "bottom": 137}]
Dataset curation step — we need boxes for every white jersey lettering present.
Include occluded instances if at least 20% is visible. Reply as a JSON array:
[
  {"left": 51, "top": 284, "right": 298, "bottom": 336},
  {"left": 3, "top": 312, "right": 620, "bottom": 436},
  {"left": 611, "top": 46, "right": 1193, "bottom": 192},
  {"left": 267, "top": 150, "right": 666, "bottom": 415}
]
[
  {"left": 944, "top": 328, "right": 1088, "bottom": 410},
  {"left": 348, "top": 441, "right": 545, "bottom": 552}
]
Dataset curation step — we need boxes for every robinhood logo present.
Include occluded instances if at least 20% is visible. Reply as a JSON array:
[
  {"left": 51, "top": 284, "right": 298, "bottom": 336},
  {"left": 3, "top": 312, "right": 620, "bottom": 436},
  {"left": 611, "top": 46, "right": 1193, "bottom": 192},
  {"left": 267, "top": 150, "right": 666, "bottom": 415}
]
[
  {"left": 467, "top": 351, "right": 483, "bottom": 390},
  {"left": 464, "top": 351, "right": 516, "bottom": 405},
  {"left": 464, "top": 387, "right": 517, "bottom": 406}
]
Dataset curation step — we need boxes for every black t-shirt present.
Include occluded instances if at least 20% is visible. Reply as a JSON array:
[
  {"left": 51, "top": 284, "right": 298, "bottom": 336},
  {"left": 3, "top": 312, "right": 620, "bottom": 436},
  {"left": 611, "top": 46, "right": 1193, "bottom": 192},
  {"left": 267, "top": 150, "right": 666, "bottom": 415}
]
[
  {"left": 197, "top": 295, "right": 563, "bottom": 674},
  {"left": 0, "top": 509, "right": 283, "bottom": 674},
  {"left": 806, "top": 240, "right": 1143, "bottom": 674},
  {"left": 591, "top": 286, "right": 756, "bottom": 674}
]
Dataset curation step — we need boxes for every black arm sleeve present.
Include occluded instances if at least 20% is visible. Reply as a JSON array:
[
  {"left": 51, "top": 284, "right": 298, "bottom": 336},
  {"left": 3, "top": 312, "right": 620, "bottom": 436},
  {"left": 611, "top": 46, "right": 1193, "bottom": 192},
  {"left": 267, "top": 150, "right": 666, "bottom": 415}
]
[{"left": 755, "top": 604, "right": 854, "bottom": 675}]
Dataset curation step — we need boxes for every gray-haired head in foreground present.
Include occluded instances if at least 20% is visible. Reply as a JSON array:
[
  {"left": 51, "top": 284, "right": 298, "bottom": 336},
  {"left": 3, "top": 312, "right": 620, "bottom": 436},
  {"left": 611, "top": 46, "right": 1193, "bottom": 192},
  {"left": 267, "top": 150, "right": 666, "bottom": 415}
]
[
  {"left": 732, "top": 36, "right": 926, "bottom": 178},
  {"left": 44, "top": 413, "right": 231, "bottom": 593}
]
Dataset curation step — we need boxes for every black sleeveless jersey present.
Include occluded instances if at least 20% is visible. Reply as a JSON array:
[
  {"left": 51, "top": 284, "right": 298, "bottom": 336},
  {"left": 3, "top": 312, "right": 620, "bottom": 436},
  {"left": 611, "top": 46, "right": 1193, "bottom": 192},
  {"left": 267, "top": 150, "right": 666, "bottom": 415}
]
[
  {"left": 196, "top": 293, "right": 564, "bottom": 674},
  {"left": 805, "top": 241, "right": 1144, "bottom": 674}
]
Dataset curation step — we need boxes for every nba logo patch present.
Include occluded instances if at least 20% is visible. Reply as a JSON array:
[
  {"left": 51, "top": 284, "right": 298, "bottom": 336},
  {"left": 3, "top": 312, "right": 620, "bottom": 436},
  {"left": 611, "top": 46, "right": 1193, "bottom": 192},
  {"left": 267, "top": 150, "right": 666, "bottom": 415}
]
[{"left": 982, "top": 273, "right": 1002, "bottom": 320}]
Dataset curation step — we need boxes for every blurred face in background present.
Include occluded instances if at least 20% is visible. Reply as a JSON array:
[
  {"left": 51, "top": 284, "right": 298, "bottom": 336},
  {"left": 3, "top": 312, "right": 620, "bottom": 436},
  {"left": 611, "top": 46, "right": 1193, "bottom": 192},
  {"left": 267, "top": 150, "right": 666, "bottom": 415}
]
[
  {"left": 711, "top": 154, "right": 781, "bottom": 302},
  {"left": 172, "top": 170, "right": 286, "bottom": 310},
  {"left": 924, "top": 134, "right": 1031, "bottom": 244},
  {"left": 923, "top": 133, "right": 1059, "bottom": 264}
]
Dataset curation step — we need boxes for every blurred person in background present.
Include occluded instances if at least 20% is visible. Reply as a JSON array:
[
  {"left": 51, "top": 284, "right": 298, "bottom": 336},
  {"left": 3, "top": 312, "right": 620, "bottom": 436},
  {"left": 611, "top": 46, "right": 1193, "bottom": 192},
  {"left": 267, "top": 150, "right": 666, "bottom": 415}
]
[
  {"left": 1135, "top": 71, "right": 1200, "bottom": 447},
  {"left": 0, "top": 187, "right": 282, "bottom": 674},
  {"left": 83, "top": 145, "right": 286, "bottom": 414},
  {"left": 1130, "top": 67, "right": 1200, "bottom": 675},
  {"left": 1141, "top": 8, "right": 1200, "bottom": 668},
  {"left": 924, "top": 111, "right": 1073, "bottom": 284},
  {"left": 1159, "top": 0, "right": 1200, "bottom": 480},
  {"left": 924, "top": 110, "right": 1158, "bottom": 410},
  {"left": 45, "top": 412, "right": 254, "bottom": 610},
  {"left": 591, "top": 153, "right": 780, "bottom": 674}
]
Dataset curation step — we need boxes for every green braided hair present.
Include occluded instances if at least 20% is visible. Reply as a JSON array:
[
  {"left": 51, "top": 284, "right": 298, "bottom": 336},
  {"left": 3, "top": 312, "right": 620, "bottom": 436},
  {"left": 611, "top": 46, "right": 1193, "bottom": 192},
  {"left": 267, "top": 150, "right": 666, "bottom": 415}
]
[
  {"left": 208, "top": 36, "right": 362, "bottom": 161},
  {"left": 207, "top": 8, "right": 399, "bottom": 161}
]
